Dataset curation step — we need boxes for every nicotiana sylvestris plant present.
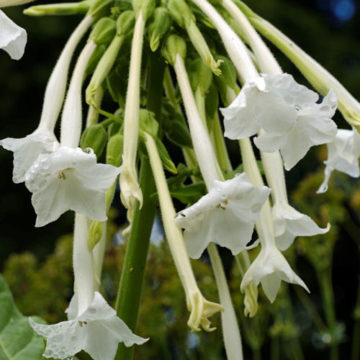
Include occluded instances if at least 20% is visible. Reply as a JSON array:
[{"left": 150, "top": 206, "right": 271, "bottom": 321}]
[{"left": 1, "top": 0, "right": 360, "bottom": 359}]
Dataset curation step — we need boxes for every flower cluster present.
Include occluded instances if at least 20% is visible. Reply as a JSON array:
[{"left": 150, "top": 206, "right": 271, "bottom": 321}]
[{"left": 2, "top": 0, "right": 360, "bottom": 359}]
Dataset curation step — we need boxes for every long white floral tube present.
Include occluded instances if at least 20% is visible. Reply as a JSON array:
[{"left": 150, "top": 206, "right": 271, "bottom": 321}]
[
  {"left": 191, "top": 0, "right": 258, "bottom": 83},
  {"left": 145, "top": 133, "right": 222, "bottom": 332},
  {"left": 38, "top": 15, "right": 94, "bottom": 134},
  {"left": 60, "top": 40, "right": 96, "bottom": 148},
  {"left": 119, "top": 11, "right": 145, "bottom": 211},
  {"left": 174, "top": 53, "right": 243, "bottom": 360}
]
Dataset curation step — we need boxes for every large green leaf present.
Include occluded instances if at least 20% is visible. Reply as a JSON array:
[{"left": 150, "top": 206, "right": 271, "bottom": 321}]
[{"left": 0, "top": 274, "right": 44, "bottom": 360}]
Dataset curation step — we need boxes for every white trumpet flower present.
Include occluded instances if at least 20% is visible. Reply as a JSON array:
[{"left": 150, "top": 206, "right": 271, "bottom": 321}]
[
  {"left": 273, "top": 202, "right": 330, "bottom": 251},
  {"left": 241, "top": 243, "right": 309, "bottom": 303},
  {"left": 0, "top": 9, "right": 26, "bottom": 59},
  {"left": 0, "top": 131, "right": 58, "bottom": 183},
  {"left": 318, "top": 128, "right": 360, "bottom": 193},
  {"left": 25, "top": 147, "right": 121, "bottom": 227},
  {"left": 30, "top": 292, "right": 147, "bottom": 360},
  {"left": 222, "top": 73, "right": 338, "bottom": 170},
  {"left": 175, "top": 173, "right": 270, "bottom": 258}
]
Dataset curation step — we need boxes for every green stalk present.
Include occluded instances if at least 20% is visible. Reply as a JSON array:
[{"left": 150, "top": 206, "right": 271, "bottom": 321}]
[
  {"left": 318, "top": 269, "right": 339, "bottom": 360},
  {"left": 114, "top": 51, "right": 164, "bottom": 360},
  {"left": 352, "top": 285, "right": 360, "bottom": 360},
  {"left": 114, "top": 156, "right": 156, "bottom": 360}
]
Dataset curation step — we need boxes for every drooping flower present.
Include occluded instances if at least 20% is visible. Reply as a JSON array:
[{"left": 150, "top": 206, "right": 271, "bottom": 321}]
[
  {"left": 241, "top": 243, "right": 309, "bottom": 303},
  {"left": 0, "top": 9, "right": 26, "bottom": 60},
  {"left": 222, "top": 73, "right": 338, "bottom": 170},
  {"left": 30, "top": 292, "right": 147, "bottom": 360},
  {"left": 318, "top": 128, "right": 360, "bottom": 193},
  {"left": 24, "top": 146, "right": 121, "bottom": 227},
  {"left": 273, "top": 202, "right": 330, "bottom": 251},
  {"left": 175, "top": 173, "right": 270, "bottom": 258},
  {"left": 0, "top": 130, "right": 58, "bottom": 183}
]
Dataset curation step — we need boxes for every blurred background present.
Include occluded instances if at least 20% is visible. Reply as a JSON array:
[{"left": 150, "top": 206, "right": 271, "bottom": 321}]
[{"left": 0, "top": 0, "right": 360, "bottom": 359}]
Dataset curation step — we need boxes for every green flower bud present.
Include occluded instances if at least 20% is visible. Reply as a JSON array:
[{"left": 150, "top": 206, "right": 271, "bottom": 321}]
[
  {"left": 133, "top": 0, "right": 155, "bottom": 21},
  {"left": 89, "top": 17, "right": 116, "bottom": 45},
  {"left": 188, "top": 58, "right": 213, "bottom": 95},
  {"left": 205, "top": 83, "right": 219, "bottom": 121},
  {"left": 148, "top": 7, "right": 172, "bottom": 52},
  {"left": 168, "top": 0, "right": 222, "bottom": 76},
  {"left": 24, "top": 0, "right": 92, "bottom": 16},
  {"left": 80, "top": 124, "right": 108, "bottom": 158},
  {"left": 106, "top": 133, "right": 124, "bottom": 166},
  {"left": 162, "top": 34, "right": 187, "bottom": 66},
  {"left": 116, "top": 10, "right": 135, "bottom": 36},
  {"left": 139, "top": 109, "right": 159, "bottom": 138},
  {"left": 88, "top": 0, "right": 113, "bottom": 19}
]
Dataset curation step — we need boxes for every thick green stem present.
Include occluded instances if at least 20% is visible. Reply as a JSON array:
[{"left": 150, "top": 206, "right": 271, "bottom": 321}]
[
  {"left": 114, "top": 157, "right": 156, "bottom": 360},
  {"left": 114, "top": 51, "right": 164, "bottom": 360}
]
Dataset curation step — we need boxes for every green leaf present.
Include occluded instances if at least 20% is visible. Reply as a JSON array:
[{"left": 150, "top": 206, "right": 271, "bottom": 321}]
[
  {"left": 0, "top": 274, "right": 45, "bottom": 360},
  {"left": 171, "top": 183, "right": 206, "bottom": 204},
  {"left": 155, "top": 138, "right": 177, "bottom": 174}
]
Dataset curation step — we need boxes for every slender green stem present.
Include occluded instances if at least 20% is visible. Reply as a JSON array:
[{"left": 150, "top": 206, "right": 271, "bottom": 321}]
[
  {"left": 318, "top": 269, "right": 338, "bottom": 360},
  {"left": 253, "top": 347, "right": 261, "bottom": 360},
  {"left": 270, "top": 335, "right": 280, "bottom": 360},
  {"left": 114, "top": 51, "right": 164, "bottom": 360}
]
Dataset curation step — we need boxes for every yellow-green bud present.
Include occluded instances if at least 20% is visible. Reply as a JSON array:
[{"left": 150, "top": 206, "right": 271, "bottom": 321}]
[
  {"left": 106, "top": 133, "right": 123, "bottom": 166},
  {"left": 162, "top": 34, "right": 187, "bottom": 66},
  {"left": 80, "top": 124, "right": 108, "bottom": 158},
  {"left": 148, "top": 7, "right": 172, "bottom": 52},
  {"left": 88, "top": 221, "right": 104, "bottom": 250},
  {"left": 24, "top": 1, "right": 91, "bottom": 16},
  {"left": 89, "top": 17, "right": 116, "bottom": 45},
  {"left": 116, "top": 10, "right": 135, "bottom": 36},
  {"left": 88, "top": 0, "right": 113, "bottom": 19},
  {"left": 133, "top": 0, "right": 155, "bottom": 21}
]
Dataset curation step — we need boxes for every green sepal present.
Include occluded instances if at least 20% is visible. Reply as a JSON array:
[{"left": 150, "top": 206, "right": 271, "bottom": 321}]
[
  {"left": 148, "top": 7, "right": 172, "bottom": 52},
  {"left": 85, "top": 44, "right": 106, "bottom": 78},
  {"left": 88, "top": 221, "right": 104, "bottom": 250},
  {"left": 106, "top": 133, "right": 124, "bottom": 166},
  {"left": 155, "top": 138, "right": 177, "bottom": 174},
  {"left": 89, "top": 17, "right": 116, "bottom": 45},
  {"left": 162, "top": 101, "right": 192, "bottom": 148},
  {"left": 80, "top": 124, "right": 108, "bottom": 158},
  {"left": 167, "top": 0, "right": 194, "bottom": 28},
  {"left": 162, "top": 34, "right": 186, "bottom": 66}
]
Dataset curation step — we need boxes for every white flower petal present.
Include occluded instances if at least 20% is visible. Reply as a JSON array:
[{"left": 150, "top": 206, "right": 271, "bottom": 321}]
[
  {"left": 24, "top": 146, "right": 121, "bottom": 226},
  {"left": 30, "top": 292, "right": 147, "bottom": 360},
  {"left": 0, "top": 130, "right": 59, "bottom": 183},
  {"left": 318, "top": 128, "right": 360, "bottom": 192},
  {"left": 273, "top": 202, "right": 329, "bottom": 250},
  {"left": 241, "top": 244, "right": 309, "bottom": 303},
  {"left": 0, "top": 10, "right": 26, "bottom": 60},
  {"left": 176, "top": 173, "right": 270, "bottom": 258}
]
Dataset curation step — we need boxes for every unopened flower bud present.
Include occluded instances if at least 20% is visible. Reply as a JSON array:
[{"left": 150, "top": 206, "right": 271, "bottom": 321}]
[
  {"left": 148, "top": 7, "right": 172, "bottom": 52},
  {"left": 168, "top": 0, "right": 221, "bottom": 75},
  {"left": 80, "top": 124, "right": 108, "bottom": 158},
  {"left": 88, "top": 220, "right": 104, "bottom": 249},
  {"left": 133, "top": 0, "right": 155, "bottom": 21},
  {"left": 88, "top": 0, "right": 113, "bottom": 19},
  {"left": 188, "top": 58, "right": 213, "bottom": 95},
  {"left": 116, "top": 10, "right": 135, "bottom": 36},
  {"left": 89, "top": 17, "right": 116, "bottom": 45},
  {"left": 162, "top": 34, "right": 186, "bottom": 66},
  {"left": 106, "top": 133, "right": 123, "bottom": 167}
]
